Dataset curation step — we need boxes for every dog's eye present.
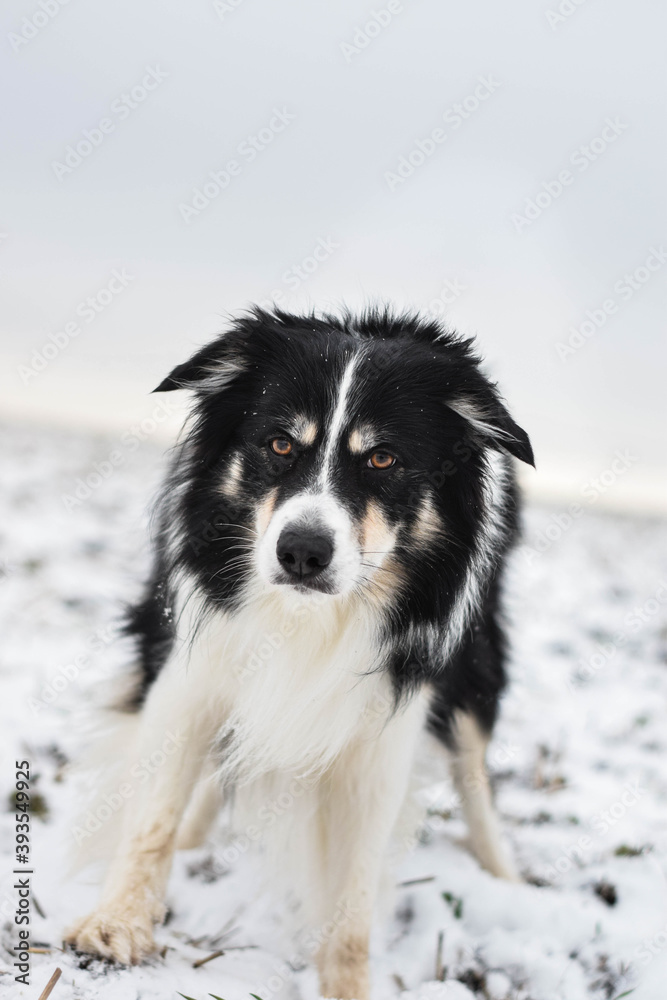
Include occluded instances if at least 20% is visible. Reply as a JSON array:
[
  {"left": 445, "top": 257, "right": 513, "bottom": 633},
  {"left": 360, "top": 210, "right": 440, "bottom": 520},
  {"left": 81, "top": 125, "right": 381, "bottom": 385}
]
[
  {"left": 367, "top": 451, "right": 396, "bottom": 470},
  {"left": 270, "top": 437, "right": 293, "bottom": 457}
]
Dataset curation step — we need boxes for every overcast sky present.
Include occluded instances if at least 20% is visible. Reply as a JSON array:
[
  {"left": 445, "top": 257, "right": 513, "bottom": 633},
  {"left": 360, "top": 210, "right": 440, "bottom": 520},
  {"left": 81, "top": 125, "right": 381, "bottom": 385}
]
[{"left": 1, "top": 0, "right": 665, "bottom": 509}]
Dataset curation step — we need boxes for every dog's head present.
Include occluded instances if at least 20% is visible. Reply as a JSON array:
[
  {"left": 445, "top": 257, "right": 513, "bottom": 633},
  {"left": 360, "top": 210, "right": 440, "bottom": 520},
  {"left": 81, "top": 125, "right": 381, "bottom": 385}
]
[{"left": 156, "top": 308, "right": 533, "bottom": 624}]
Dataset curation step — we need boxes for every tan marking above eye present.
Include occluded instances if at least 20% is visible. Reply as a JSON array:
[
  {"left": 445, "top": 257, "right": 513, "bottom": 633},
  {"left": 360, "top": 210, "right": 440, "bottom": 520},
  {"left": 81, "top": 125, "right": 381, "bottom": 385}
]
[
  {"left": 270, "top": 437, "right": 293, "bottom": 456},
  {"left": 348, "top": 425, "right": 377, "bottom": 454},
  {"left": 290, "top": 416, "right": 318, "bottom": 446},
  {"left": 367, "top": 451, "right": 396, "bottom": 470}
]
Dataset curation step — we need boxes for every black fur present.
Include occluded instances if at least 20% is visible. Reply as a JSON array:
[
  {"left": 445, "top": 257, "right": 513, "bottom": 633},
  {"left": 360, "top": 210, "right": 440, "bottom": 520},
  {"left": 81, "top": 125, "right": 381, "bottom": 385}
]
[
  {"left": 427, "top": 576, "right": 511, "bottom": 747},
  {"left": 125, "top": 306, "right": 532, "bottom": 739}
]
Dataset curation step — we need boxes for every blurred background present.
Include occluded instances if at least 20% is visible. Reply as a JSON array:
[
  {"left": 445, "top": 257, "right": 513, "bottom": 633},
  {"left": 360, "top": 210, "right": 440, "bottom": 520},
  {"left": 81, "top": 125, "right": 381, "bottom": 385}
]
[
  {"left": 1, "top": 0, "right": 665, "bottom": 512},
  {"left": 2, "top": 5, "right": 667, "bottom": 998}
]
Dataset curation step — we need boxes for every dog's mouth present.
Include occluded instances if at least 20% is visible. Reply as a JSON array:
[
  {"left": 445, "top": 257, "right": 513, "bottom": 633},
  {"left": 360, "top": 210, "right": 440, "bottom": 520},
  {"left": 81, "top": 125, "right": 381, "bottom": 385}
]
[{"left": 272, "top": 569, "right": 338, "bottom": 595}]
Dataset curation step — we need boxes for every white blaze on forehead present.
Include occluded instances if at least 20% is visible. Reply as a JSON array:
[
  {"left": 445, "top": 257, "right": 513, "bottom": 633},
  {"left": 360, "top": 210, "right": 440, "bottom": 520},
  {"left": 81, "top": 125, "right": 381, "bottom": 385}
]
[
  {"left": 317, "top": 353, "right": 360, "bottom": 487},
  {"left": 255, "top": 353, "right": 372, "bottom": 596}
]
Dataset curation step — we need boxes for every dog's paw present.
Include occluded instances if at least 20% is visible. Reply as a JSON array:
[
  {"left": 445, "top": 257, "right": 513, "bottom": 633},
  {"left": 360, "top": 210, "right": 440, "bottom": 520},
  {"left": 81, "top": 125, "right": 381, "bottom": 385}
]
[{"left": 64, "top": 905, "right": 156, "bottom": 965}]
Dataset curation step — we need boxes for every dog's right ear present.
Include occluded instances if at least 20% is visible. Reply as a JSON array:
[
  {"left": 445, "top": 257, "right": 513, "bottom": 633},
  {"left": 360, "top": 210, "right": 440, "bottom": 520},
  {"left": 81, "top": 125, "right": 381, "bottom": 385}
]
[{"left": 152, "top": 335, "right": 245, "bottom": 393}]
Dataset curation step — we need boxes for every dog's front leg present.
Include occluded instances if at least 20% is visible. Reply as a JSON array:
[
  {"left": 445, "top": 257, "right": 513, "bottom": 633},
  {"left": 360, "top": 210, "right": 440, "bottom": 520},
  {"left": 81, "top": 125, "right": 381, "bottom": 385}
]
[
  {"left": 316, "top": 690, "right": 427, "bottom": 1000},
  {"left": 65, "top": 655, "right": 221, "bottom": 964}
]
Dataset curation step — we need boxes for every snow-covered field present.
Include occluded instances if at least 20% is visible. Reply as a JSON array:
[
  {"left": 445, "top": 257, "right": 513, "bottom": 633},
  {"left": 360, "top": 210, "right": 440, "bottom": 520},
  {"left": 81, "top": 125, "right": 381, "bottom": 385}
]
[{"left": 1, "top": 421, "right": 666, "bottom": 1000}]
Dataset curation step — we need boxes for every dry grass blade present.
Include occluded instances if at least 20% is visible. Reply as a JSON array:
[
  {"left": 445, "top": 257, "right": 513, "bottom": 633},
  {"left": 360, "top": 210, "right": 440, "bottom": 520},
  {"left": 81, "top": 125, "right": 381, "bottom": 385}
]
[
  {"left": 435, "top": 930, "right": 445, "bottom": 981},
  {"left": 37, "top": 967, "right": 62, "bottom": 1000},
  {"left": 398, "top": 875, "right": 435, "bottom": 887},
  {"left": 192, "top": 949, "right": 225, "bottom": 968},
  {"left": 392, "top": 972, "right": 408, "bottom": 991}
]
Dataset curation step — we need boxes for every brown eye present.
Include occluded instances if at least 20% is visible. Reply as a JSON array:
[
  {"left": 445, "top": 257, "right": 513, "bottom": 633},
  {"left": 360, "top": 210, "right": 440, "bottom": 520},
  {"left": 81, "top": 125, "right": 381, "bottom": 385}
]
[
  {"left": 270, "top": 437, "right": 293, "bottom": 456},
  {"left": 368, "top": 451, "right": 396, "bottom": 470}
]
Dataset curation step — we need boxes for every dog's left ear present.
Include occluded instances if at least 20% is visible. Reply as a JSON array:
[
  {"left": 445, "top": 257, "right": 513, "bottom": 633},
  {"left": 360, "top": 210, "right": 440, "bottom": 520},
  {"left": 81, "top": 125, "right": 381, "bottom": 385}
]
[
  {"left": 447, "top": 394, "right": 535, "bottom": 467},
  {"left": 152, "top": 334, "right": 244, "bottom": 393}
]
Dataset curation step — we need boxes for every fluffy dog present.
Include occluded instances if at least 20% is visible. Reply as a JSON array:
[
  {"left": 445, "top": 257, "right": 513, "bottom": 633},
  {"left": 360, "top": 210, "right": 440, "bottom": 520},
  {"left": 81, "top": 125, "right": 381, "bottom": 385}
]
[{"left": 65, "top": 306, "right": 534, "bottom": 999}]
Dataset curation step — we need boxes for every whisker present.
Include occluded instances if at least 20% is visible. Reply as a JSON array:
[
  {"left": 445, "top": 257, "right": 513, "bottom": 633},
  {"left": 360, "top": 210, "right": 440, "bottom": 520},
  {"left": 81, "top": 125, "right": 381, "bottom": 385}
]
[
  {"left": 210, "top": 535, "right": 255, "bottom": 544},
  {"left": 212, "top": 556, "right": 249, "bottom": 570},
  {"left": 209, "top": 564, "right": 251, "bottom": 583}
]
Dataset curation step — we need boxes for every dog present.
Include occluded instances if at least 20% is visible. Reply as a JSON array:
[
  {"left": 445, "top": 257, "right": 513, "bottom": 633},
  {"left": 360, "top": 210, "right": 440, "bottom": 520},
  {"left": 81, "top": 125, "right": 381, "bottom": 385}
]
[{"left": 65, "top": 306, "right": 534, "bottom": 999}]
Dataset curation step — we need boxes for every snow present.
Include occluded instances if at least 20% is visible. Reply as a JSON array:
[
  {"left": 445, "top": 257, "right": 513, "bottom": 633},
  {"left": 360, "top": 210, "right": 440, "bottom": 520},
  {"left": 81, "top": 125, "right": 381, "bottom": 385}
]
[{"left": 1, "top": 421, "right": 666, "bottom": 1000}]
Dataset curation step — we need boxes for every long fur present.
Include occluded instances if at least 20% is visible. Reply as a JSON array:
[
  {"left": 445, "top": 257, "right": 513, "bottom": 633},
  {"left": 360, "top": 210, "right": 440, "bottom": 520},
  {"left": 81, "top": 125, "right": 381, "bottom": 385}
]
[{"left": 65, "top": 306, "right": 533, "bottom": 999}]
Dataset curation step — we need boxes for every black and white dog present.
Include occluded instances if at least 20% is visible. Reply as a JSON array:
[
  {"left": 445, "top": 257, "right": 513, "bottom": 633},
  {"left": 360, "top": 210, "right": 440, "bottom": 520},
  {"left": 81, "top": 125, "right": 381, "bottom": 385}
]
[{"left": 65, "top": 306, "right": 533, "bottom": 999}]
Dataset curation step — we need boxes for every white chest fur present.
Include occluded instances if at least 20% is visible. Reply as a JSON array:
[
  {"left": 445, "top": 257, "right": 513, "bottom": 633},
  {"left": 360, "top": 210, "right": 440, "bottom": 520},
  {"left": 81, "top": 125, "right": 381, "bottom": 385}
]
[{"left": 174, "top": 585, "right": 397, "bottom": 785}]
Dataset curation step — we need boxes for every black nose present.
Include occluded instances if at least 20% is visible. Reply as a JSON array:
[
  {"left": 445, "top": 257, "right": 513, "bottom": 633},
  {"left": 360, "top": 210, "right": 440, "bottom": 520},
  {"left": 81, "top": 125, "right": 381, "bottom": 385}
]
[{"left": 276, "top": 529, "right": 333, "bottom": 579}]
